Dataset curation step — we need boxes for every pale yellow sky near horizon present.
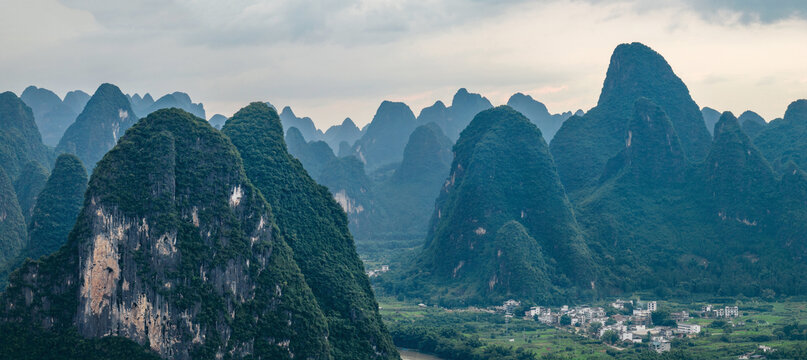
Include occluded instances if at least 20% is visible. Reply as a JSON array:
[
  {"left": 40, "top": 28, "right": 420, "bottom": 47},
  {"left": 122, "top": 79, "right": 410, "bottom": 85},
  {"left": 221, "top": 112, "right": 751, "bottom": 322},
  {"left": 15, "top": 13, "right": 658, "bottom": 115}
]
[{"left": 2, "top": 0, "right": 806, "bottom": 129}]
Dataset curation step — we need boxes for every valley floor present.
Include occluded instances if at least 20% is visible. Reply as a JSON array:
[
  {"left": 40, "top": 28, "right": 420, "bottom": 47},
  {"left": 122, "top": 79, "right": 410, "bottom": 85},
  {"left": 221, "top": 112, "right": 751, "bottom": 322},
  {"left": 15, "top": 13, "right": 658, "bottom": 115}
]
[{"left": 376, "top": 296, "right": 807, "bottom": 359}]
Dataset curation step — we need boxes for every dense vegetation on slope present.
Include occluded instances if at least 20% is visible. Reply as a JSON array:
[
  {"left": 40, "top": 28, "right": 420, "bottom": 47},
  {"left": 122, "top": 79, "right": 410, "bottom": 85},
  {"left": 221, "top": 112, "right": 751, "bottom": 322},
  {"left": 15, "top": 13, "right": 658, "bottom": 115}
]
[
  {"left": 394, "top": 106, "right": 595, "bottom": 306},
  {"left": 738, "top": 110, "right": 766, "bottom": 139},
  {"left": 2, "top": 108, "right": 332, "bottom": 359},
  {"left": 56, "top": 83, "right": 137, "bottom": 170},
  {"left": 12, "top": 161, "right": 49, "bottom": 222},
  {"left": 222, "top": 102, "right": 399, "bottom": 360},
  {"left": 25, "top": 154, "right": 87, "bottom": 261},
  {"left": 0, "top": 92, "right": 53, "bottom": 180},
  {"left": 753, "top": 100, "right": 807, "bottom": 173},
  {"left": 577, "top": 102, "right": 807, "bottom": 297},
  {"left": 323, "top": 117, "right": 362, "bottom": 151},
  {"left": 550, "top": 42, "right": 711, "bottom": 193},
  {"left": 0, "top": 168, "right": 27, "bottom": 282}
]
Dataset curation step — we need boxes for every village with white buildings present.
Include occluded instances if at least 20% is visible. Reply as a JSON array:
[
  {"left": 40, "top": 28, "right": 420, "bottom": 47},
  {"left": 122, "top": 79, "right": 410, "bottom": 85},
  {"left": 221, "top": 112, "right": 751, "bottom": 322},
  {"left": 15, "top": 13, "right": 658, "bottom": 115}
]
[{"left": 493, "top": 299, "right": 745, "bottom": 354}]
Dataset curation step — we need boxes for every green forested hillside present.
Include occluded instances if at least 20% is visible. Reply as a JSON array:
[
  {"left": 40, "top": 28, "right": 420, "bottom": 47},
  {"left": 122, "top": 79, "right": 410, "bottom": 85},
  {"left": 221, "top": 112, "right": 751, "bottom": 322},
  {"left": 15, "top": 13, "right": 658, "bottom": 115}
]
[
  {"left": 56, "top": 83, "right": 137, "bottom": 170},
  {"left": 2, "top": 108, "right": 333, "bottom": 359},
  {"left": 395, "top": 106, "right": 595, "bottom": 306},
  {"left": 222, "top": 102, "right": 399, "bottom": 360},
  {"left": 550, "top": 42, "right": 711, "bottom": 193},
  {"left": 12, "top": 161, "right": 49, "bottom": 222},
  {"left": 0, "top": 92, "right": 53, "bottom": 181},
  {"left": 577, "top": 104, "right": 807, "bottom": 297},
  {"left": 0, "top": 168, "right": 27, "bottom": 282},
  {"left": 25, "top": 154, "right": 87, "bottom": 261}
]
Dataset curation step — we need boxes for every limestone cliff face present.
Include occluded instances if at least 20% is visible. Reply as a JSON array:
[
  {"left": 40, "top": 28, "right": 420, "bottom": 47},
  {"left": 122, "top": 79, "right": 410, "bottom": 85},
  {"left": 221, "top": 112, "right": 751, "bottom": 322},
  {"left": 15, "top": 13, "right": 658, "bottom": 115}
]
[{"left": 2, "top": 108, "right": 331, "bottom": 359}]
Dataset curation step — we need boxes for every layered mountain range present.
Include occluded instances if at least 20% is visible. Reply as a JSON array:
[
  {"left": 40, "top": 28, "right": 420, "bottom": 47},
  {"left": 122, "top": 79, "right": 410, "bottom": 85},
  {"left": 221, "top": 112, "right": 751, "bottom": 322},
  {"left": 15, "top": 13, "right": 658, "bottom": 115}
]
[
  {"left": 0, "top": 107, "right": 398, "bottom": 359},
  {"left": 396, "top": 107, "right": 595, "bottom": 306}
]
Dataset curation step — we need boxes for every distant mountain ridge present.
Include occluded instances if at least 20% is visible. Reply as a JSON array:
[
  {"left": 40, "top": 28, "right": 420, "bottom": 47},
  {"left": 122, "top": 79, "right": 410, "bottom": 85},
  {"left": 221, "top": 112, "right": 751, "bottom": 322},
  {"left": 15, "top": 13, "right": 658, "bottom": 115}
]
[
  {"left": 128, "top": 91, "right": 205, "bottom": 119},
  {"left": 21, "top": 86, "right": 89, "bottom": 146}
]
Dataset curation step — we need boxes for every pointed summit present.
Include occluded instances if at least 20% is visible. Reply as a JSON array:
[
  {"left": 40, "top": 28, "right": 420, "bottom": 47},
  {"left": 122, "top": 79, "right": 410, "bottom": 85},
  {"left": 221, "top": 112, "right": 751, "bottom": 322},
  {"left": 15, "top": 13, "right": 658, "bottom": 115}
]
[
  {"left": 279, "top": 106, "right": 321, "bottom": 142},
  {"left": 56, "top": 83, "right": 137, "bottom": 170},
  {"left": 0, "top": 168, "right": 27, "bottom": 280},
  {"left": 223, "top": 103, "right": 398, "bottom": 360},
  {"left": 12, "top": 161, "right": 49, "bottom": 222},
  {"left": 352, "top": 100, "right": 417, "bottom": 171},
  {"left": 551, "top": 42, "right": 710, "bottom": 192},
  {"left": 25, "top": 154, "right": 88, "bottom": 261},
  {"left": 0, "top": 91, "right": 53, "bottom": 180},
  {"left": 408, "top": 106, "right": 594, "bottom": 304},
  {"left": 3, "top": 107, "right": 332, "bottom": 359},
  {"left": 359, "top": 123, "right": 454, "bottom": 240},
  {"left": 754, "top": 99, "right": 807, "bottom": 172},
  {"left": 507, "top": 92, "right": 573, "bottom": 141},
  {"left": 207, "top": 114, "right": 227, "bottom": 129},
  {"left": 323, "top": 117, "right": 362, "bottom": 150},
  {"left": 738, "top": 110, "right": 766, "bottom": 138},
  {"left": 393, "top": 122, "right": 452, "bottom": 183},
  {"left": 285, "top": 127, "right": 336, "bottom": 179},
  {"left": 704, "top": 112, "right": 776, "bottom": 222},
  {"left": 63, "top": 90, "right": 90, "bottom": 114},
  {"left": 601, "top": 98, "right": 687, "bottom": 183}
]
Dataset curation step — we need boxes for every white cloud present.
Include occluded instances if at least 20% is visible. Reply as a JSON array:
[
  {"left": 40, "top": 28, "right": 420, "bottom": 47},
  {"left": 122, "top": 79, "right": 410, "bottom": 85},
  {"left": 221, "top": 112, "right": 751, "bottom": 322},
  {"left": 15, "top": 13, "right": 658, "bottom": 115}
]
[{"left": 1, "top": 0, "right": 805, "bottom": 128}]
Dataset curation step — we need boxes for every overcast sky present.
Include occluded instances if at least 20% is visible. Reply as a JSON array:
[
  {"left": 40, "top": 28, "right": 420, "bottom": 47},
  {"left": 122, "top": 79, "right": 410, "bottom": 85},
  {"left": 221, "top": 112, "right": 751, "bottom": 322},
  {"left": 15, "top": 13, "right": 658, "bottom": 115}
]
[{"left": 2, "top": 0, "right": 806, "bottom": 128}]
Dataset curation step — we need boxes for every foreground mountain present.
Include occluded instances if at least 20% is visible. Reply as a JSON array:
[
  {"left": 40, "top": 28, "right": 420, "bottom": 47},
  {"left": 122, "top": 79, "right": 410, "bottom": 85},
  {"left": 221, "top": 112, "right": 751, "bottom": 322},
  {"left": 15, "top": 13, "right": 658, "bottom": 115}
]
[
  {"left": 0, "top": 168, "right": 27, "bottom": 280},
  {"left": 550, "top": 42, "right": 711, "bottom": 192},
  {"left": 1, "top": 108, "right": 332, "bottom": 359},
  {"left": 399, "top": 106, "right": 595, "bottom": 306},
  {"left": 24, "top": 154, "right": 87, "bottom": 261},
  {"left": 754, "top": 100, "right": 807, "bottom": 172},
  {"left": 12, "top": 161, "right": 49, "bottom": 222},
  {"left": 352, "top": 101, "right": 417, "bottom": 171},
  {"left": 0, "top": 92, "right": 53, "bottom": 180},
  {"left": 577, "top": 102, "right": 807, "bottom": 296},
  {"left": 417, "top": 88, "right": 493, "bottom": 141},
  {"left": 506, "top": 93, "right": 576, "bottom": 141},
  {"left": 222, "top": 102, "right": 398, "bottom": 360},
  {"left": 56, "top": 84, "right": 137, "bottom": 170}
]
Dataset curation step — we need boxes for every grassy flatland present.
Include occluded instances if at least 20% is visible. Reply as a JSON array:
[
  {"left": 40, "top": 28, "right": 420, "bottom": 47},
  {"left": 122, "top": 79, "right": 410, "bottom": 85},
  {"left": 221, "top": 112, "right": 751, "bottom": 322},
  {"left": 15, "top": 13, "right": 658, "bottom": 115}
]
[{"left": 375, "top": 294, "right": 807, "bottom": 359}]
